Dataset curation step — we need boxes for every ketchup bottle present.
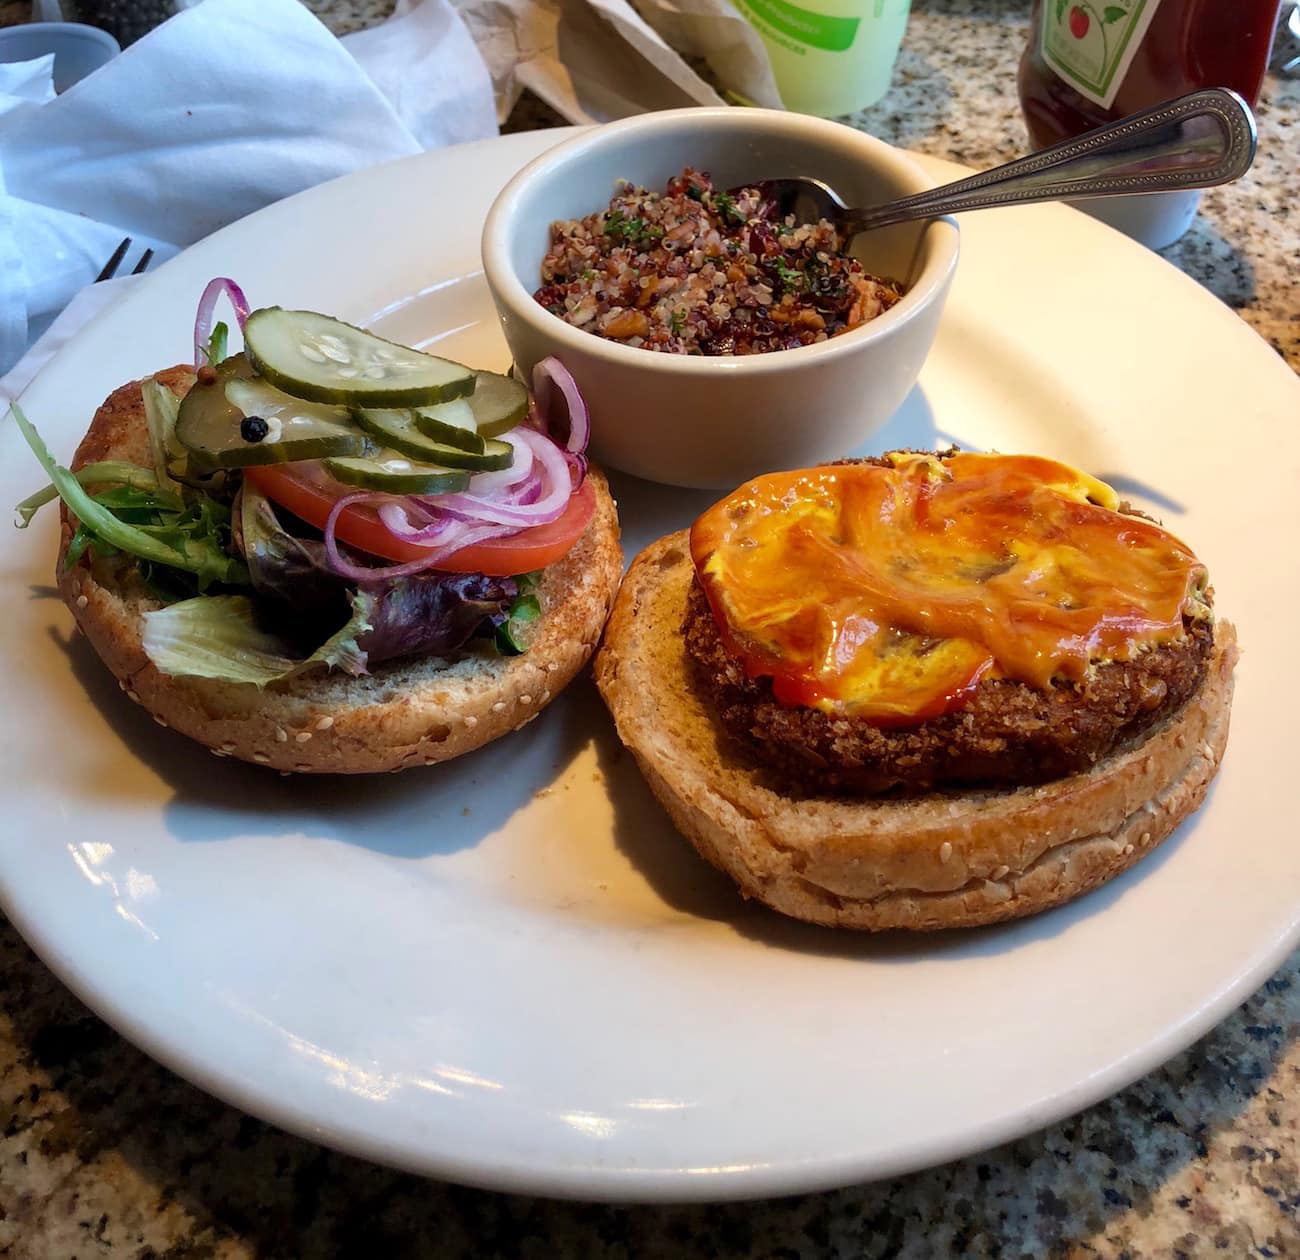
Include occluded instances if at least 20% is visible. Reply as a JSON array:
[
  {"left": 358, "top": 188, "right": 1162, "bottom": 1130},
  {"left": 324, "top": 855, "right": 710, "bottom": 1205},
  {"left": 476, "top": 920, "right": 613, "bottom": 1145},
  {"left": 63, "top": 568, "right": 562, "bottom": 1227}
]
[{"left": 1018, "top": 0, "right": 1282, "bottom": 247}]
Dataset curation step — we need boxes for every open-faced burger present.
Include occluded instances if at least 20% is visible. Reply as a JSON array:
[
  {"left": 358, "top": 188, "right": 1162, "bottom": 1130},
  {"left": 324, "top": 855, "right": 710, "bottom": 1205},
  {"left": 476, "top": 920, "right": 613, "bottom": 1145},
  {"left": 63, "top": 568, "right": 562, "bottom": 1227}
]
[
  {"left": 595, "top": 450, "right": 1236, "bottom": 930},
  {"left": 13, "top": 280, "right": 621, "bottom": 773}
]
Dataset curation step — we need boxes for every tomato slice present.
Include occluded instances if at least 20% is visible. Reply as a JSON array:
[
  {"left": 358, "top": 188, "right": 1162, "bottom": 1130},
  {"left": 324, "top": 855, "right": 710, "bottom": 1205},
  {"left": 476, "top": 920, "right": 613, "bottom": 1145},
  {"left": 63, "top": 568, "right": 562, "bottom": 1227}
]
[{"left": 244, "top": 461, "right": 595, "bottom": 576}]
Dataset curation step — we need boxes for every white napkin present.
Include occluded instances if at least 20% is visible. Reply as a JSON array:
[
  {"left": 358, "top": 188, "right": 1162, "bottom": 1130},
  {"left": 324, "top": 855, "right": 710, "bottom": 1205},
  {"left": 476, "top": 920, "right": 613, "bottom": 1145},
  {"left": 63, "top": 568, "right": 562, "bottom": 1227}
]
[
  {"left": 631, "top": 0, "right": 784, "bottom": 109},
  {"left": 447, "top": 0, "right": 781, "bottom": 125},
  {"left": 0, "top": 0, "right": 498, "bottom": 389}
]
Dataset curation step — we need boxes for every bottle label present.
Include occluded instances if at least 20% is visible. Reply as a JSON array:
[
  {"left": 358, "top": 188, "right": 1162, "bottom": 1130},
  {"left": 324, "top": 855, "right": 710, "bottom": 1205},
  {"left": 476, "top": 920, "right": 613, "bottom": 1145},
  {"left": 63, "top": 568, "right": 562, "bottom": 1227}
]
[
  {"left": 733, "top": 0, "right": 861, "bottom": 53},
  {"left": 1040, "top": 0, "right": 1163, "bottom": 108}
]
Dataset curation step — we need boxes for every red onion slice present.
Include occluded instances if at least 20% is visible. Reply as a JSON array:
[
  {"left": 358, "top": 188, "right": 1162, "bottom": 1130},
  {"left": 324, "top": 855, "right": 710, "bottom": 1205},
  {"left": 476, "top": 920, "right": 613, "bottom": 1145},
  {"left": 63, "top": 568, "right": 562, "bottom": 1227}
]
[
  {"left": 193, "top": 277, "right": 251, "bottom": 369},
  {"left": 466, "top": 431, "right": 534, "bottom": 496},
  {"left": 425, "top": 428, "right": 573, "bottom": 527},
  {"left": 531, "top": 357, "right": 590, "bottom": 454},
  {"left": 323, "top": 493, "right": 458, "bottom": 581},
  {"left": 376, "top": 502, "right": 521, "bottom": 552}
]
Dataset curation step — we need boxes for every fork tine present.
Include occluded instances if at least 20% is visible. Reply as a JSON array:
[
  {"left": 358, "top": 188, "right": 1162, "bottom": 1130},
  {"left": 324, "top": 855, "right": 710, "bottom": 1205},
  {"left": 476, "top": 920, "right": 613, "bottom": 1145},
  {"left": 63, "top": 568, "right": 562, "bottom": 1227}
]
[
  {"left": 130, "top": 248, "right": 155, "bottom": 276},
  {"left": 94, "top": 237, "right": 131, "bottom": 283}
]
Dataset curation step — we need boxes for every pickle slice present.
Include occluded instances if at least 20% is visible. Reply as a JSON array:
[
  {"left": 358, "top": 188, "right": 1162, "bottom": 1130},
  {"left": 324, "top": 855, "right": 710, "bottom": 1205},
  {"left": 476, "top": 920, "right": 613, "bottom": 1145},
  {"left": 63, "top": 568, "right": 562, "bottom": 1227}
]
[
  {"left": 352, "top": 408, "right": 513, "bottom": 472},
  {"left": 244, "top": 308, "right": 475, "bottom": 407},
  {"left": 323, "top": 454, "right": 471, "bottom": 495},
  {"left": 176, "top": 360, "right": 374, "bottom": 470},
  {"left": 409, "top": 398, "right": 484, "bottom": 451},
  {"left": 429, "top": 370, "right": 530, "bottom": 440},
  {"left": 174, "top": 353, "right": 254, "bottom": 465}
]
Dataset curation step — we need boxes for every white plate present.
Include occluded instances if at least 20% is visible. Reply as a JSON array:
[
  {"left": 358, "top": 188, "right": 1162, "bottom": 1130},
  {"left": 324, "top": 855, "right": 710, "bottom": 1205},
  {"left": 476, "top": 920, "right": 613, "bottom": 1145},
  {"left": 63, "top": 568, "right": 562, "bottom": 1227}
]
[{"left": 3, "top": 133, "right": 1298, "bottom": 1204}]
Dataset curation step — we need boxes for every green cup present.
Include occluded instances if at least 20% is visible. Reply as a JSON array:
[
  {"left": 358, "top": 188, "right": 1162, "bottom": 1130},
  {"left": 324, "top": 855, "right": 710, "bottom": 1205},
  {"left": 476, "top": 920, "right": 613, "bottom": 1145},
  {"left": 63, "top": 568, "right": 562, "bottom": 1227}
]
[{"left": 733, "top": 0, "right": 911, "bottom": 117}]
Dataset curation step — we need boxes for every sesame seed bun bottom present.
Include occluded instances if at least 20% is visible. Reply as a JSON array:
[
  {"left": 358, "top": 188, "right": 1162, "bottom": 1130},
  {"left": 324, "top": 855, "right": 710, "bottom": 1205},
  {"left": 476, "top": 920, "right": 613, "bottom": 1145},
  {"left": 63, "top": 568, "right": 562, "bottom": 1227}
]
[{"left": 593, "top": 531, "right": 1238, "bottom": 932}]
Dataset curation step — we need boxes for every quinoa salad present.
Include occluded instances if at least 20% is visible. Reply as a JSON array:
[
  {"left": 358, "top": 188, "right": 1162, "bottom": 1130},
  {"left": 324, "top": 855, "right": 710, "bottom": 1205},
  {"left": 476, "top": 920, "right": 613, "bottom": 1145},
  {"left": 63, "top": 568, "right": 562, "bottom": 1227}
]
[{"left": 534, "top": 167, "right": 904, "bottom": 356}]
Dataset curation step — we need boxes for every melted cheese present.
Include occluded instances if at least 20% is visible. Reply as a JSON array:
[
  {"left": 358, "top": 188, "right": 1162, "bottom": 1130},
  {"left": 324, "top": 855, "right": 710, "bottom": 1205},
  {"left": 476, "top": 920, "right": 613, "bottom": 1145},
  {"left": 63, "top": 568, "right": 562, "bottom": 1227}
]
[{"left": 690, "top": 452, "right": 1208, "bottom": 724}]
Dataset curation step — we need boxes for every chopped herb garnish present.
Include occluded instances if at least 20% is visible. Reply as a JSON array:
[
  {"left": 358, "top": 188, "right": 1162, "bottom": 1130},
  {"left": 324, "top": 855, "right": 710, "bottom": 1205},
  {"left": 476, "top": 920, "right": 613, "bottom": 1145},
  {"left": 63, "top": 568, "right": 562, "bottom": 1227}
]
[
  {"left": 711, "top": 190, "right": 744, "bottom": 225},
  {"left": 772, "top": 260, "right": 805, "bottom": 292},
  {"left": 669, "top": 309, "right": 687, "bottom": 336},
  {"left": 603, "top": 210, "right": 664, "bottom": 247}
]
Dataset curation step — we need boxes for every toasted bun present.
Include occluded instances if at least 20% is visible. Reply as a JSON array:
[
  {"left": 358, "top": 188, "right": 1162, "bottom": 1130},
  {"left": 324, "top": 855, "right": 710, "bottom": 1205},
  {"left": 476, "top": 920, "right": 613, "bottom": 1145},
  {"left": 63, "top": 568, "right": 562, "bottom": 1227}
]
[
  {"left": 58, "top": 367, "right": 623, "bottom": 774},
  {"left": 594, "top": 531, "right": 1238, "bottom": 931}
]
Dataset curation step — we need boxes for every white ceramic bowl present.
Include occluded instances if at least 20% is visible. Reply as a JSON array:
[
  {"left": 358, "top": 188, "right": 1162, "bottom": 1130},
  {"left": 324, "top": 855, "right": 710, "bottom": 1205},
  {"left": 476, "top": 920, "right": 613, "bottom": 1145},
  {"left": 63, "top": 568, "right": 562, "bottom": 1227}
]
[{"left": 481, "top": 108, "right": 959, "bottom": 489}]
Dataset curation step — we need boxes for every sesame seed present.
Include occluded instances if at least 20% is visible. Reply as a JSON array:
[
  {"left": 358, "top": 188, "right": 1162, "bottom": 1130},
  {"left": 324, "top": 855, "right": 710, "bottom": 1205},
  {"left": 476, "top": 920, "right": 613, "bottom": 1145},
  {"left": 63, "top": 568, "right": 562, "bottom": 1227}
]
[
  {"left": 424, "top": 756, "right": 439, "bottom": 765},
  {"left": 939, "top": 842, "right": 953, "bottom": 863},
  {"left": 75, "top": 594, "right": 88, "bottom": 609},
  {"left": 1201, "top": 742, "right": 1216, "bottom": 761},
  {"left": 220, "top": 742, "right": 236, "bottom": 754},
  {"left": 211, "top": 748, "right": 229, "bottom": 757},
  {"left": 295, "top": 731, "right": 312, "bottom": 743},
  {"left": 520, "top": 694, "right": 533, "bottom": 705},
  {"left": 315, "top": 716, "right": 334, "bottom": 730},
  {"left": 1175, "top": 733, "right": 1187, "bottom": 750},
  {"left": 464, "top": 715, "right": 478, "bottom": 728},
  {"left": 279, "top": 770, "right": 292, "bottom": 777},
  {"left": 1140, "top": 831, "right": 1151, "bottom": 844},
  {"left": 1143, "top": 801, "right": 1159, "bottom": 816},
  {"left": 294, "top": 763, "right": 312, "bottom": 772},
  {"left": 546, "top": 661, "right": 560, "bottom": 672},
  {"left": 1123, "top": 843, "right": 1134, "bottom": 855},
  {"left": 252, "top": 752, "right": 270, "bottom": 764},
  {"left": 153, "top": 715, "right": 168, "bottom": 728},
  {"left": 118, "top": 679, "right": 128, "bottom": 692},
  {"left": 126, "top": 690, "right": 139, "bottom": 703},
  {"left": 491, "top": 701, "right": 506, "bottom": 712},
  {"left": 541, "top": 689, "right": 551, "bottom": 702},
  {"left": 275, "top": 727, "right": 288, "bottom": 742},
  {"left": 991, "top": 864, "right": 1010, "bottom": 880}
]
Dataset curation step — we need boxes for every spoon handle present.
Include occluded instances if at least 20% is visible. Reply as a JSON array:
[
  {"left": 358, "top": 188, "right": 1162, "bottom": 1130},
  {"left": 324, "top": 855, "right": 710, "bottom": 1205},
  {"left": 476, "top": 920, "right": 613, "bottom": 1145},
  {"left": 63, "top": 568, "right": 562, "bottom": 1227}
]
[{"left": 846, "top": 88, "right": 1257, "bottom": 235}]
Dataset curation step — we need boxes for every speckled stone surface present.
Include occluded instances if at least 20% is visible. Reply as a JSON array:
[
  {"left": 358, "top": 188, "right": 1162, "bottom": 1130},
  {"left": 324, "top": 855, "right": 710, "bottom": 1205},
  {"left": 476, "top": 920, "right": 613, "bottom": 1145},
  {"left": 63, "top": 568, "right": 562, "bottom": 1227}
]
[{"left": 2, "top": 1, "right": 1298, "bottom": 1256}]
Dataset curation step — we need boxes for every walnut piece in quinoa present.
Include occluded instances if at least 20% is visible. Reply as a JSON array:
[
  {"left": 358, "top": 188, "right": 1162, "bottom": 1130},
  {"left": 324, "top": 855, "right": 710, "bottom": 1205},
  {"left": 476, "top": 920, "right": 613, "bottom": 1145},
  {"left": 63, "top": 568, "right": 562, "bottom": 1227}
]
[{"left": 534, "top": 167, "right": 904, "bottom": 356}]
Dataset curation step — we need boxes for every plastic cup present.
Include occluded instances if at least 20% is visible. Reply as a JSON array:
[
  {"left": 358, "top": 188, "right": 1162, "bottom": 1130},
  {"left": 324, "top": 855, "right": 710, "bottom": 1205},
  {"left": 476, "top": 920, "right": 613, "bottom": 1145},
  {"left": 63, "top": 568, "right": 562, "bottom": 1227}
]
[
  {"left": 0, "top": 22, "right": 120, "bottom": 92},
  {"left": 734, "top": 0, "right": 911, "bottom": 117}
]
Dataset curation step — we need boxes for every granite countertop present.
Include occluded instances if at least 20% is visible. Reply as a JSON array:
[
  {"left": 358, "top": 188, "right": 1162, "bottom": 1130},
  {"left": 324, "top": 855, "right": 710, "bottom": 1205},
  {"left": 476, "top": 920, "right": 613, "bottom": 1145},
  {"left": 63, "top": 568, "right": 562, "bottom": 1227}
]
[{"left": 2, "top": 1, "right": 1298, "bottom": 1256}]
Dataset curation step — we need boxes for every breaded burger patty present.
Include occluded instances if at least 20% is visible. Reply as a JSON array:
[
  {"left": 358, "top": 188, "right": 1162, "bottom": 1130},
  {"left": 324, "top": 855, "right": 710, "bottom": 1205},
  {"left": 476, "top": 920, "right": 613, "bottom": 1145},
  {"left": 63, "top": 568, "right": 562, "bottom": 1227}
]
[{"left": 683, "top": 580, "right": 1213, "bottom": 795}]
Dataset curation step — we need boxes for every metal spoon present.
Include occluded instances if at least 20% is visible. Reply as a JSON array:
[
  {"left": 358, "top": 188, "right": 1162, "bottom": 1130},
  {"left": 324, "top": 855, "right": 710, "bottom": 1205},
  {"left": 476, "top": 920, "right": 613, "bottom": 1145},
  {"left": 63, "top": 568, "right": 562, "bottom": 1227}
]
[{"left": 746, "top": 88, "right": 1256, "bottom": 237}]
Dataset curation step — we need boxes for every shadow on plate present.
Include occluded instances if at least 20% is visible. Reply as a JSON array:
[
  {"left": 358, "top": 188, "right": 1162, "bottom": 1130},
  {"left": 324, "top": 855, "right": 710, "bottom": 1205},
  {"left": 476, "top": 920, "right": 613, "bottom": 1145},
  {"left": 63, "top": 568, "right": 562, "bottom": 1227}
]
[
  {"left": 604, "top": 382, "right": 941, "bottom": 557},
  {"left": 1089, "top": 471, "right": 1187, "bottom": 516},
  {"left": 596, "top": 672, "right": 1218, "bottom": 966},
  {"left": 48, "top": 624, "right": 597, "bottom": 860},
  {"left": 849, "top": 380, "right": 942, "bottom": 458}
]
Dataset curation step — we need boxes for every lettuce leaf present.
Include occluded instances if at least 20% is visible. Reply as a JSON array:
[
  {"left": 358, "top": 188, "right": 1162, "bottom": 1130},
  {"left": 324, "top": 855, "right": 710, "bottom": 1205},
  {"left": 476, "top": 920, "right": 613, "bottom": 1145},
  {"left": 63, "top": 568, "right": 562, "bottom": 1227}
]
[
  {"left": 15, "top": 461, "right": 173, "bottom": 527},
  {"left": 139, "top": 377, "right": 182, "bottom": 492},
  {"left": 239, "top": 479, "right": 348, "bottom": 617},
  {"left": 141, "top": 590, "right": 373, "bottom": 688},
  {"left": 494, "top": 587, "right": 541, "bottom": 656},
  {"left": 361, "top": 571, "right": 518, "bottom": 663},
  {"left": 10, "top": 403, "right": 247, "bottom": 590}
]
